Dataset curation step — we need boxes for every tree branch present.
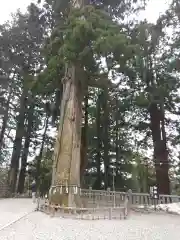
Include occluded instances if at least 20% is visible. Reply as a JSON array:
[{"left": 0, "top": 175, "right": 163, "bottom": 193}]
[{"left": 88, "top": 74, "right": 115, "bottom": 89}]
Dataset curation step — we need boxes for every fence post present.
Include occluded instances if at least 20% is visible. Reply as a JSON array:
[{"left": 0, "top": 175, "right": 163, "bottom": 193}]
[
  {"left": 108, "top": 207, "right": 112, "bottom": 220},
  {"left": 36, "top": 197, "right": 40, "bottom": 211},
  {"left": 126, "top": 189, "right": 132, "bottom": 217},
  {"left": 50, "top": 205, "right": 55, "bottom": 217},
  {"left": 107, "top": 188, "right": 110, "bottom": 207}
]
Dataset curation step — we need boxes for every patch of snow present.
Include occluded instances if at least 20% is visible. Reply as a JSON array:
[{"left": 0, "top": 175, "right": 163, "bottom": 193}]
[
  {"left": 137, "top": 202, "right": 180, "bottom": 215},
  {"left": 158, "top": 203, "right": 180, "bottom": 214}
]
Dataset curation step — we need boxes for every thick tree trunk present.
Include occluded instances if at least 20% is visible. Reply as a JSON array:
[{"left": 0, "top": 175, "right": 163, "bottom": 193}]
[
  {"left": 9, "top": 89, "right": 27, "bottom": 193},
  {"left": 0, "top": 84, "right": 13, "bottom": 153},
  {"left": 115, "top": 97, "right": 119, "bottom": 190},
  {"left": 50, "top": 65, "right": 83, "bottom": 207},
  {"left": 102, "top": 88, "right": 110, "bottom": 189},
  {"left": 17, "top": 103, "right": 34, "bottom": 194},
  {"left": 149, "top": 102, "right": 170, "bottom": 194},
  {"left": 36, "top": 115, "right": 49, "bottom": 189},
  {"left": 94, "top": 92, "right": 102, "bottom": 189},
  {"left": 80, "top": 90, "right": 88, "bottom": 186}
]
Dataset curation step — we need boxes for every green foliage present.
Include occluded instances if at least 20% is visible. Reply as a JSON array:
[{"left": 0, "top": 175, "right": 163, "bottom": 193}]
[
  {"left": 135, "top": 93, "right": 149, "bottom": 108},
  {"left": 46, "top": 6, "right": 137, "bottom": 77}
]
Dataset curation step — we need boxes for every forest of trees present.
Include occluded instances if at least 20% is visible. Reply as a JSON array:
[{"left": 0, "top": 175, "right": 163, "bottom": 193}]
[{"left": 1, "top": 0, "right": 180, "bottom": 199}]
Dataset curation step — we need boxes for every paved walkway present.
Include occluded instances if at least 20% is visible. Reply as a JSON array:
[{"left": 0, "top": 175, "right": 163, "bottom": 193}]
[
  {"left": 0, "top": 198, "right": 36, "bottom": 230},
  {"left": 1, "top": 199, "right": 180, "bottom": 239}
]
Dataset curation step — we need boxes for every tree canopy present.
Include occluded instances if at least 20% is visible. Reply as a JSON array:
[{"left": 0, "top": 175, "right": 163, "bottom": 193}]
[{"left": 1, "top": 0, "right": 180, "bottom": 195}]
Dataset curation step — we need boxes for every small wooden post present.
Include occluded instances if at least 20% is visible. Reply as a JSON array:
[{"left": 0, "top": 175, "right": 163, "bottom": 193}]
[
  {"left": 50, "top": 206, "right": 55, "bottom": 217},
  {"left": 36, "top": 197, "right": 40, "bottom": 211},
  {"left": 125, "top": 189, "right": 132, "bottom": 218},
  {"left": 108, "top": 207, "right": 112, "bottom": 220}
]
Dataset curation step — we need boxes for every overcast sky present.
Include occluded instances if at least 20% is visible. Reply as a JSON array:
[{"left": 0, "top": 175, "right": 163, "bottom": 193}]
[{"left": 0, "top": 0, "right": 172, "bottom": 24}]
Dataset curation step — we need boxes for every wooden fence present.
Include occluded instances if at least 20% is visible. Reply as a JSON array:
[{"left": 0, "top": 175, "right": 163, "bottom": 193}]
[
  {"left": 81, "top": 188, "right": 180, "bottom": 207},
  {"left": 38, "top": 186, "right": 180, "bottom": 220}
]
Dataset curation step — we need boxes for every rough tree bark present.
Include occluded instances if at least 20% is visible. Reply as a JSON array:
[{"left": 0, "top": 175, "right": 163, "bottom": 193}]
[
  {"left": 146, "top": 58, "right": 170, "bottom": 194},
  {"left": 149, "top": 102, "right": 170, "bottom": 194},
  {"left": 102, "top": 88, "right": 110, "bottom": 189},
  {"left": 115, "top": 97, "right": 119, "bottom": 189},
  {"left": 0, "top": 83, "right": 13, "bottom": 153},
  {"left": 9, "top": 89, "right": 27, "bottom": 193},
  {"left": 50, "top": 64, "right": 84, "bottom": 206},
  {"left": 80, "top": 90, "right": 88, "bottom": 186},
  {"left": 17, "top": 102, "right": 34, "bottom": 194},
  {"left": 49, "top": 0, "right": 87, "bottom": 207},
  {"left": 94, "top": 91, "right": 102, "bottom": 190},
  {"left": 36, "top": 115, "right": 49, "bottom": 189}
]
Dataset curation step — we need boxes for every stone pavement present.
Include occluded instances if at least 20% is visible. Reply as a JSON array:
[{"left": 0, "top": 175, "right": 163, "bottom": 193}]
[
  {"left": 1, "top": 198, "right": 180, "bottom": 239},
  {"left": 0, "top": 198, "right": 36, "bottom": 230}
]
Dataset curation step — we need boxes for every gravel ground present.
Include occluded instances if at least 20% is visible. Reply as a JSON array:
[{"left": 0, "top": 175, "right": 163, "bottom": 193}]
[
  {"left": 0, "top": 198, "right": 35, "bottom": 229},
  {"left": 1, "top": 199, "right": 180, "bottom": 240}
]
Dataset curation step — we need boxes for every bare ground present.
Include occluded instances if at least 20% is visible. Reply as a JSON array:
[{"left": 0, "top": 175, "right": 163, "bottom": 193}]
[{"left": 0, "top": 198, "right": 180, "bottom": 240}]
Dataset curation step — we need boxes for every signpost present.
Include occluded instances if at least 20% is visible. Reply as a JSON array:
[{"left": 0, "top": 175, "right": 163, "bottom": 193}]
[{"left": 149, "top": 185, "right": 159, "bottom": 210}]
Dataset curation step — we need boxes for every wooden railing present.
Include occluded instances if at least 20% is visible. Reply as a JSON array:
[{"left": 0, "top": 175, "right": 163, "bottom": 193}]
[
  {"left": 80, "top": 188, "right": 180, "bottom": 207},
  {"left": 37, "top": 187, "right": 180, "bottom": 220}
]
